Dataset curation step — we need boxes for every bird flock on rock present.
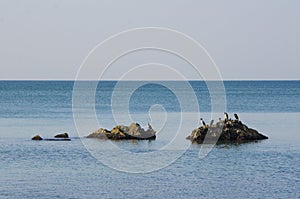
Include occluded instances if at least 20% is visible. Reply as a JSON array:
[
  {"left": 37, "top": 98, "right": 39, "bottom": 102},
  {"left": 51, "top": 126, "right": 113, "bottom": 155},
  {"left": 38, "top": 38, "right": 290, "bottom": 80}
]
[{"left": 199, "top": 112, "right": 240, "bottom": 128}]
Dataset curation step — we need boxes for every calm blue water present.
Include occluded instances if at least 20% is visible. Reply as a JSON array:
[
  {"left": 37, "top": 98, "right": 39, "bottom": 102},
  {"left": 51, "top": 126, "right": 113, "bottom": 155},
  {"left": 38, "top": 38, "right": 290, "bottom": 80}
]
[
  {"left": 0, "top": 81, "right": 299, "bottom": 119},
  {"left": 0, "top": 81, "right": 299, "bottom": 198}
]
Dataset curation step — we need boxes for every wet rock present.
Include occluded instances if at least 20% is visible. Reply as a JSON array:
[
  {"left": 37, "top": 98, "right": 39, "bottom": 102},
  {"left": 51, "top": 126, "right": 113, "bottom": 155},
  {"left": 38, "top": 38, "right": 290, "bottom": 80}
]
[
  {"left": 87, "top": 123, "right": 156, "bottom": 140},
  {"left": 44, "top": 138, "right": 71, "bottom": 141},
  {"left": 32, "top": 134, "right": 43, "bottom": 140},
  {"left": 54, "top": 132, "right": 69, "bottom": 138},
  {"left": 187, "top": 119, "right": 268, "bottom": 144}
]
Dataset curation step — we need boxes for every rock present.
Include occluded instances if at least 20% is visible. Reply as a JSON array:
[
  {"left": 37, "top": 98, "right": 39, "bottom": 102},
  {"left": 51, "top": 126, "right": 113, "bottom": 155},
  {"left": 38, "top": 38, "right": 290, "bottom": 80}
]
[
  {"left": 187, "top": 119, "right": 268, "bottom": 144},
  {"left": 109, "top": 126, "right": 127, "bottom": 139},
  {"left": 32, "top": 134, "right": 43, "bottom": 140},
  {"left": 86, "top": 123, "right": 156, "bottom": 140},
  {"left": 54, "top": 132, "right": 69, "bottom": 138},
  {"left": 32, "top": 133, "right": 71, "bottom": 141},
  {"left": 86, "top": 128, "right": 110, "bottom": 139},
  {"left": 43, "top": 138, "right": 71, "bottom": 141}
]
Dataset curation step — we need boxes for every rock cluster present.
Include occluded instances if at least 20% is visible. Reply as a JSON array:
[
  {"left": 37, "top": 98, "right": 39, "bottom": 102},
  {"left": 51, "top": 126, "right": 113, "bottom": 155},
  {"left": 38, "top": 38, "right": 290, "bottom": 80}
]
[
  {"left": 187, "top": 119, "right": 268, "bottom": 144},
  {"left": 32, "top": 116, "right": 268, "bottom": 145},
  {"left": 32, "top": 133, "right": 71, "bottom": 141},
  {"left": 87, "top": 123, "right": 156, "bottom": 140}
]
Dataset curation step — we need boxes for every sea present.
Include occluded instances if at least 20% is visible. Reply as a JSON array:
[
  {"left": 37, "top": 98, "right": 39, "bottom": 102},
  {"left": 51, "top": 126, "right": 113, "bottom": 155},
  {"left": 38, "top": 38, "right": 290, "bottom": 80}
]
[{"left": 0, "top": 80, "right": 299, "bottom": 198}]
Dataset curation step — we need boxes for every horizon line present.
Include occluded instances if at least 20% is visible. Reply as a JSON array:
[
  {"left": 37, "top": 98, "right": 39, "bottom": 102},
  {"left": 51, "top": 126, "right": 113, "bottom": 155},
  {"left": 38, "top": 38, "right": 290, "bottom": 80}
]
[{"left": 0, "top": 79, "right": 299, "bottom": 81}]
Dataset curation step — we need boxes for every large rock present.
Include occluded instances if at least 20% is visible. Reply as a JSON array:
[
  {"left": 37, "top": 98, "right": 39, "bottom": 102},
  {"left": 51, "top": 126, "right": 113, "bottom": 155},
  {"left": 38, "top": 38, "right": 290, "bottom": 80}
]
[
  {"left": 187, "top": 120, "right": 268, "bottom": 144},
  {"left": 87, "top": 123, "right": 156, "bottom": 140},
  {"left": 32, "top": 134, "right": 43, "bottom": 140}
]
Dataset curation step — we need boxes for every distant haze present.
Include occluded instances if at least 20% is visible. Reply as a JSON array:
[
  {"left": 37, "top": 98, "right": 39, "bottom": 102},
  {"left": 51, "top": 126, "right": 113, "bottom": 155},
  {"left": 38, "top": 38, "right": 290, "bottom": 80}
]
[{"left": 0, "top": 0, "right": 299, "bottom": 80}]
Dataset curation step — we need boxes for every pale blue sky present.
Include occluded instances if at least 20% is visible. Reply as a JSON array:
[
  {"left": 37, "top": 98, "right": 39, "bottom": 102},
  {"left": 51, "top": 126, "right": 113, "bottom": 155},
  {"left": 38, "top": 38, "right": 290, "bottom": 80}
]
[{"left": 0, "top": 0, "right": 299, "bottom": 80}]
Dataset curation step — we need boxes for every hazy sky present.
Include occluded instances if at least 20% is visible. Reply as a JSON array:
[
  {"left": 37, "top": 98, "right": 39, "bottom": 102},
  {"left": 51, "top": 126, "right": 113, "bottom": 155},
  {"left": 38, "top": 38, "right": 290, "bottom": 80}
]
[{"left": 0, "top": 0, "right": 299, "bottom": 80}]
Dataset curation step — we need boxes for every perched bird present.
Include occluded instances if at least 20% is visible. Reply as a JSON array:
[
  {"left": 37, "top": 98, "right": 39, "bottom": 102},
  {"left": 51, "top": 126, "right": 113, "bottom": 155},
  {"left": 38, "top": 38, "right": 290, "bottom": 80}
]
[
  {"left": 218, "top": 118, "right": 222, "bottom": 123},
  {"left": 216, "top": 118, "right": 222, "bottom": 126},
  {"left": 200, "top": 118, "right": 206, "bottom": 127},
  {"left": 147, "top": 122, "right": 152, "bottom": 129},
  {"left": 234, "top": 113, "right": 239, "bottom": 121},
  {"left": 224, "top": 112, "right": 229, "bottom": 120},
  {"left": 210, "top": 119, "right": 214, "bottom": 127}
]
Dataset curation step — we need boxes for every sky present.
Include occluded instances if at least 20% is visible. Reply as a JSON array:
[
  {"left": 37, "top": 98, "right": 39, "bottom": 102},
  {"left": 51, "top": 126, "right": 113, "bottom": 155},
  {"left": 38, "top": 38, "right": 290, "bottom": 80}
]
[{"left": 0, "top": 0, "right": 299, "bottom": 80}]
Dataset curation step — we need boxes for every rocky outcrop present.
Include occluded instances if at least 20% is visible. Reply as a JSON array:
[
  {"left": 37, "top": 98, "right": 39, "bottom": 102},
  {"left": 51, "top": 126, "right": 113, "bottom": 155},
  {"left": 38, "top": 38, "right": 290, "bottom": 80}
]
[
  {"left": 32, "top": 134, "right": 43, "bottom": 140},
  {"left": 187, "top": 119, "right": 268, "bottom": 144},
  {"left": 54, "top": 132, "right": 69, "bottom": 138},
  {"left": 87, "top": 123, "right": 156, "bottom": 140}
]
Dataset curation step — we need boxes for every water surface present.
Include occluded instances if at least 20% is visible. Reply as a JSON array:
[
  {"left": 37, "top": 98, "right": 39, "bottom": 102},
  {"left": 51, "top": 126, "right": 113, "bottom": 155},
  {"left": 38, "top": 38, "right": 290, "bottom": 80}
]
[{"left": 0, "top": 81, "right": 299, "bottom": 198}]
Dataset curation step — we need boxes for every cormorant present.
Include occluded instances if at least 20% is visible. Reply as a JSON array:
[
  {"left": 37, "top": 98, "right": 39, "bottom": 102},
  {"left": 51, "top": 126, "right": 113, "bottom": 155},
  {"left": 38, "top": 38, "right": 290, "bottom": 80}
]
[
  {"left": 210, "top": 119, "right": 214, "bottom": 127},
  {"left": 234, "top": 113, "right": 239, "bottom": 121},
  {"left": 224, "top": 112, "right": 229, "bottom": 120},
  {"left": 147, "top": 122, "right": 152, "bottom": 129},
  {"left": 200, "top": 118, "right": 206, "bottom": 127},
  {"left": 217, "top": 118, "right": 223, "bottom": 126}
]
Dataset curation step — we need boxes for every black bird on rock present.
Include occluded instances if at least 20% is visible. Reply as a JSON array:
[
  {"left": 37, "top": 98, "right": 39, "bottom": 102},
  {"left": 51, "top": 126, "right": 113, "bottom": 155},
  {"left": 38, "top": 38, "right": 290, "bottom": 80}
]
[
  {"left": 234, "top": 113, "right": 239, "bottom": 121},
  {"left": 200, "top": 118, "right": 206, "bottom": 127},
  {"left": 147, "top": 122, "right": 153, "bottom": 129},
  {"left": 224, "top": 112, "right": 229, "bottom": 121},
  {"left": 210, "top": 119, "right": 214, "bottom": 127}
]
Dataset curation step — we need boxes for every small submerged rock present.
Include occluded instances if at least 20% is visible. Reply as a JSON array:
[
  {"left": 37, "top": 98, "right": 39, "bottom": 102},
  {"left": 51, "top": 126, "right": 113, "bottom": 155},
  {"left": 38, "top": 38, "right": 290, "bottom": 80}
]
[
  {"left": 44, "top": 138, "right": 71, "bottom": 141},
  {"left": 54, "top": 132, "right": 69, "bottom": 138},
  {"left": 32, "top": 134, "right": 43, "bottom": 140},
  {"left": 187, "top": 114, "right": 268, "bottom": 144},
  {"left": 87, "top": 122, "right": 156, "bottom": 140}
]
